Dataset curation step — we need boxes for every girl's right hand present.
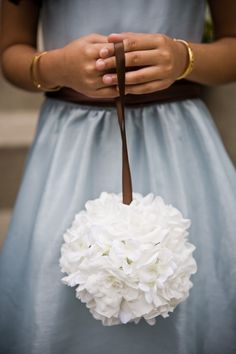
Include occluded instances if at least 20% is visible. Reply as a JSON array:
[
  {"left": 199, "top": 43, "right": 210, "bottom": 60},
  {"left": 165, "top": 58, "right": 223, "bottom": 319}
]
[{"left": 46, "top": 33, "right": 119, "bottom": 98}]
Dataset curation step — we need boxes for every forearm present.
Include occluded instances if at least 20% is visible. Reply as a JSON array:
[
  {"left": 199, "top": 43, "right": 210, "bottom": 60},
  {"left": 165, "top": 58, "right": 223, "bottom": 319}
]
[
  {"left": 1, "top": 44, "right": 63, "bottom": 92},
  {"left": 187, "top": 37, "right": 236, "bottom": 86}
]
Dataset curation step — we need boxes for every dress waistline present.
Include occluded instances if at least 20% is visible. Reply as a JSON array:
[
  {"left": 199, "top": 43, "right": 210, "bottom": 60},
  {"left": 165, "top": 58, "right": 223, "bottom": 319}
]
[{"left": 45, "top": 79, "right": 202, "bottom": 107}]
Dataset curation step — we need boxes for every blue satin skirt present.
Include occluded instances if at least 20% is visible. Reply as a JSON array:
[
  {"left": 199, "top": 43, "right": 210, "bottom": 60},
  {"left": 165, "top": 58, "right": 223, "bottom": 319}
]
[{"left": 0, "top": 97, "right": 236, "bottom": 354}]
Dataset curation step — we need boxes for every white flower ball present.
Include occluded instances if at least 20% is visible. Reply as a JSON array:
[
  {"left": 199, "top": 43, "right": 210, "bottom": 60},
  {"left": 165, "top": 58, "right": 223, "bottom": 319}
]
[{"left": 59, "top": 192, "right": 197, "bottom": 326}]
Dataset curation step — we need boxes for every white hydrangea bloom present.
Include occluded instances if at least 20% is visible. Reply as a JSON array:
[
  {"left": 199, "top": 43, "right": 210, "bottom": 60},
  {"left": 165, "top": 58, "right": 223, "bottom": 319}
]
[{"left": 60, "top": 192, "right": 197, "bottom": 326}]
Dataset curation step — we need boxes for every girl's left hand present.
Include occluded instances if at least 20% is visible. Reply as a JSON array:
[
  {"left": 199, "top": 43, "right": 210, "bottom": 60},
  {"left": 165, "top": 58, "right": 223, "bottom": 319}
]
[{"left": 95, "top": 32, "right": 188, "bottom": 94}]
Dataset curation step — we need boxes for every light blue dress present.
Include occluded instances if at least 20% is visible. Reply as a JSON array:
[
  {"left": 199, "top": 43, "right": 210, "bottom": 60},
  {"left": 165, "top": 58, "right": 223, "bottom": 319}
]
[{"left": 1, "top": 1, "right": 236, "bottom": 353}]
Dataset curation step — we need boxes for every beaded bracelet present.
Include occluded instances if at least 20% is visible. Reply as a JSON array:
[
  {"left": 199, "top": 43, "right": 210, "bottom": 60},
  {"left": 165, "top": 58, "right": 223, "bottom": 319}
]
[
  {"left": 173, "top": 39, "right": 195, "bottom": 80},
  {"left": 30, "top": 51, "right": 62, "bottom": 91}
]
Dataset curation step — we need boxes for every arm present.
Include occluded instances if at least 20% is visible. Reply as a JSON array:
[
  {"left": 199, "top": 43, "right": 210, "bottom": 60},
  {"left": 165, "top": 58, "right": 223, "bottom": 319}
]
[
  {"left": 187, "top": 0, "right": 236, "bottom": 85},
  {"left": 0, "top": 0, "right": 42, "bottom": 91},
  {"left": 0, "top": 0, "right": 118, "bottom": 97},
  {"left": 95, "top": 0, "right": 236, "bottom": 94}
]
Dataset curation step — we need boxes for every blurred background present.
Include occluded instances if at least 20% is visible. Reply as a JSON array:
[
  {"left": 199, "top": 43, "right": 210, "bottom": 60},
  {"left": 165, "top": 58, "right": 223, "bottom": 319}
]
[{"left": 0, "top": 6, "right": 236, "bottom": 247}]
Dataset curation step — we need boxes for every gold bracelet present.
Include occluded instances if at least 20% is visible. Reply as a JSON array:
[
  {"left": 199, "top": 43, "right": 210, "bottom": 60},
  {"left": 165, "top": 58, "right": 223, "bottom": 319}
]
[
  {"left": 173, "top": 39, "right": 194, "bottom": 80},
  {"left": 30, "top": 51, "right": 62, "bottom": 91}
]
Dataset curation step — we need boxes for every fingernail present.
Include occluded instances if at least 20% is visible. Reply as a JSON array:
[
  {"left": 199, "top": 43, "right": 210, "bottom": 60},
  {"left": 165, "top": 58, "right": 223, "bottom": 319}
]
[
  {"left": 96, "top": 58, "right": 105, "bottom": 69},
  {"left": 103, "top": 75, "right": 113, "bottom": 84},
  {"left": 100, "top": 48, "right": 109, "bottom": 57}
]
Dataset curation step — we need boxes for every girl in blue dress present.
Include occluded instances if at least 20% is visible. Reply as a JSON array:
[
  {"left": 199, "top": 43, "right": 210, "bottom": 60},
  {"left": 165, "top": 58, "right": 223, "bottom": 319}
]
[{"left": 0, "top": 0, "right": 236, "bottom": 353}]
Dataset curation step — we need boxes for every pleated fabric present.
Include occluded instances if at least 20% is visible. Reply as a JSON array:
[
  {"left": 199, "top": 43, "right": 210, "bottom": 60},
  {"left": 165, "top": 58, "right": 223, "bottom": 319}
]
[{"left": 0, "top": 97, "right": 236, "bottom": 354}]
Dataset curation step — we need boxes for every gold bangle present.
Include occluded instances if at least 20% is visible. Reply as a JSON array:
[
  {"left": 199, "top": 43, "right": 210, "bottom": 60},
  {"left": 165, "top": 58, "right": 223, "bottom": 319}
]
[
  {"left": 30, "top": 51, "right": 62, "bottom": 91},
  {"left": 173, "top": 39, "right": 194, "bottom": 80}
]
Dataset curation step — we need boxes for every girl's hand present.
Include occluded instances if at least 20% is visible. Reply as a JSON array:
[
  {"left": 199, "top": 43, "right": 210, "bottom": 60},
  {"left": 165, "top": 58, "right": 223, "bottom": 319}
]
[
  {"left": 55, "top": 33, "right": 118, "bottom": 98},
  {"left": 95, "top": 32, "right": 188, "bottom": 95}
]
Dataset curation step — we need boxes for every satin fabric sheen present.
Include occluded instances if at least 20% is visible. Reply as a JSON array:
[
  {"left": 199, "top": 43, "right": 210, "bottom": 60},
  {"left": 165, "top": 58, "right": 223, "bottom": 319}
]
[{"left": 1, "top": 1, "right": 236, "bottom": 353}]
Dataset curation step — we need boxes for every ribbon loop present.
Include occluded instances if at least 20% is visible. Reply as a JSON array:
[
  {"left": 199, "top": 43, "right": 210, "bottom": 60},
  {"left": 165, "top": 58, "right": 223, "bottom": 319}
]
[{"left": 114, "top": 41, "right": 133, "bottom": 205}]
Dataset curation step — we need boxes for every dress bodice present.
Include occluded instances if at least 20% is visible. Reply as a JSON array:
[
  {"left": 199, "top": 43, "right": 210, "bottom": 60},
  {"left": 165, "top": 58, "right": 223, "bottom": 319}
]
[{"left": 41, "top": 0, "right": 206, "bottom": 50}]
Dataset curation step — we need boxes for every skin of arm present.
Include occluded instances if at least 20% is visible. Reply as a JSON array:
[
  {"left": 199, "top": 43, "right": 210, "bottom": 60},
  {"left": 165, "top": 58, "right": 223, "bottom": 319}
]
[
  {"left": 95, "top": 0, "right": 236, "bottom": 94},
  {"left": 1, "top": 0, "right": 236, "bottom": 96},
  {"left": 0, "top": 0, "right": 118, "bottom": 97},
  {"left": 0, "top": 0, "right": 41, "bottom": 91}
]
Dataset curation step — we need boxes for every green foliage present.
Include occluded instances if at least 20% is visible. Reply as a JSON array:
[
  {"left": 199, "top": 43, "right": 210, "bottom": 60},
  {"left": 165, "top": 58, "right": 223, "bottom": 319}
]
[
  {"left": 202, "top": 4, "right": 214, "bottom": 43},
  {"left": 203, "top": 17, "right": 214, "bottom": 43}
]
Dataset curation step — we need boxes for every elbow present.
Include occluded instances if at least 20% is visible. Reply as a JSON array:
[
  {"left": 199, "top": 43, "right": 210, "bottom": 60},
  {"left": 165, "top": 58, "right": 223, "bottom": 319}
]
[
  {"left": 0, "top": 46, "right": 13, "bottom": 84},
  {"left": 1, "top": 59, "right": 12, "bottom": 87}
]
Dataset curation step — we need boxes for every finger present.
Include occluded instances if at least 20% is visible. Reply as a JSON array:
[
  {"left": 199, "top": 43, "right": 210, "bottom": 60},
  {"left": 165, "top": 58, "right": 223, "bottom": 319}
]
[
  {"left": 98, "top": 43, "right": 117, "bottom": 59},
  {"left": 98, "top": 32, "right": 155, "bottom": 59},
  {"left": 96, "top": 49, "right": 160, "bottom": 71},
  {"left": 87, "top": 33, "right": 109, "bottom": 43},
  {"left": 98, "top": 33, "right": 164, "bottom": 59},
  {"left": 102, "top": 66, "right": 165, "bottom": 86},
  {"left": 107, "top": 32, "right": 164, "bottom": 52},
  {"left": 107, "top": 33, "right": 126, "bottom": 42},
  {"left": 94, "top": 43, "right": 116, "bottom": 62},
  {"left": 85, "top": 43, "right": 116, "bottom": 61},
  {"left": 124, "top": 79, "right": 172, "bottom": 95},
  {"left": 91, "top": 73, "right": 118, "bottom": 90},
  {"left": 107, "top": 32, "right": 145, "bottom": 43},
  {"left": 126, "top": 66, "right": 162, "bottom": 84}
]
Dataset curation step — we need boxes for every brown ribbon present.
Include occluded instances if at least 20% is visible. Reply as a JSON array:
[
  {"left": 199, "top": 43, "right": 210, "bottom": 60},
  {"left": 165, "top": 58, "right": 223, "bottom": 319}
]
[
  {"left": 45, "top": 42, "right": 202, "bottom": 205},
  {"left": 114, "top": 41, "right": 133, "bottom": 205}
]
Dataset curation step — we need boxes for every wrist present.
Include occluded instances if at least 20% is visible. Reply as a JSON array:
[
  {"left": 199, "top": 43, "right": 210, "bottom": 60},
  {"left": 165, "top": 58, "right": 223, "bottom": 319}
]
[
  {"left": 36, "top": 48, "right": 65, "bottom": 89},
  {"left": 173, "top": 39, "right": 194, "bottom": 80}
]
